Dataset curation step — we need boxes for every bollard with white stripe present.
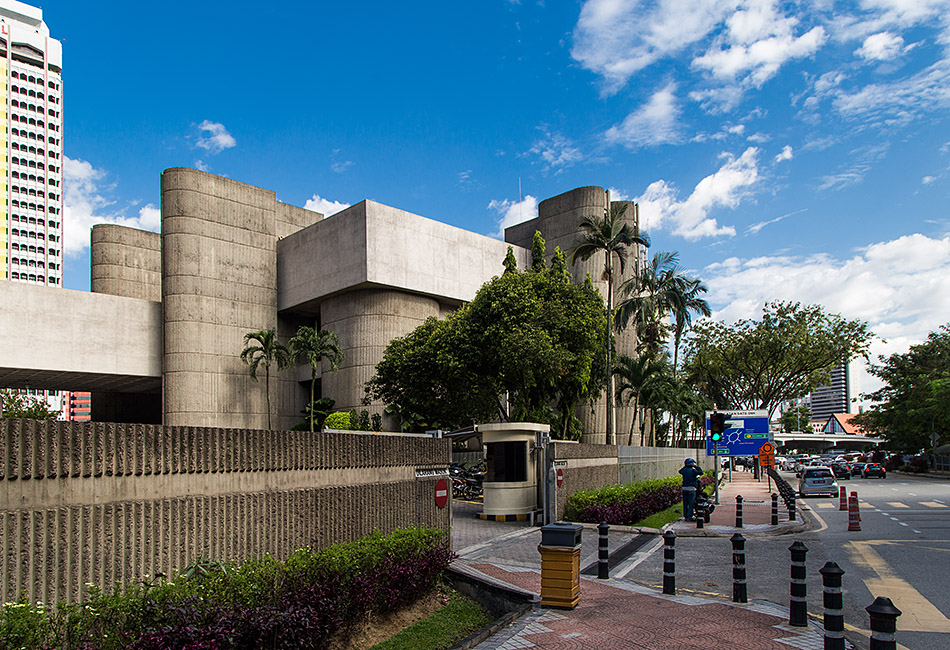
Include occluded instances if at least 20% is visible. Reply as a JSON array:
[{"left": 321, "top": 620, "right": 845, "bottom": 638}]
[
  {"left": 820, "top": 561, "right": 846, "bottom": 650},
  {"left": 866, "top": 596, "right": 902, "bottom": 650},
  {"left": 731, "top": 533, "right": 747, "bottom": 603},
  {"left": 788, "top": 541, "right": 808, "bottom": 627},
  {"left": 662, "top": 530, "right": 676, "bottom": 595},
  {"left": 789, "top": 493, "right": 797, "bottom": 521},
  {"left": 597, "top": 521, "right": 609, "bottom": 579},
  {"left": 771, "top": 493, "right": 779, "bottom": 526},
  {"left": 735, "top": 494, "right": 744, "bottom": 528}
]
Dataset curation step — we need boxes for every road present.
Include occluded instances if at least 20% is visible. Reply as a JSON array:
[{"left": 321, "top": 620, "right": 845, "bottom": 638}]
[{"left": 623, "top": 470, "right": 950, "bottom": 650}]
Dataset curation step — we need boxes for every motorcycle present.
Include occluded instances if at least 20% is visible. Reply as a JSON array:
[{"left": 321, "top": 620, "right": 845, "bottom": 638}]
[{"left": 693, "top": 487, "right": 715, "bottom": 522}]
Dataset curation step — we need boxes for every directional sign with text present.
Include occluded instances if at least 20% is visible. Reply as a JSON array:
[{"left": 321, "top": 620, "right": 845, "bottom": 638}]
[{"left": 705, "top": 410, "right": 772, "bottom": 457}]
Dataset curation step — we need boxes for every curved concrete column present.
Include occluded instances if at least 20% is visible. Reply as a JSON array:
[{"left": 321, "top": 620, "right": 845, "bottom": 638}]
[
  {"left": 91, "top": 224, "right": 162, "bottom": 301},
  {"left": 319, "top": 289, "right": 442, "bottom": 428},
  {"left": 161, "top": 168, "right": 279, "bottom": 428}
]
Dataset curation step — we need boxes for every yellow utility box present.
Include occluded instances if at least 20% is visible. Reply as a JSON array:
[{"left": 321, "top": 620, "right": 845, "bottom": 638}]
[{"left": 538, "top": 522, "right": 583, "bottom": 609}]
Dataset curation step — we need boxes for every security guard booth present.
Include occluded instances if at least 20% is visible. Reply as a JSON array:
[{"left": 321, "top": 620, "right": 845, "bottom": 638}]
[
  {"left": 480, "top": 423, "right": 549, "bottom": 519},
  {"left": 538, "top": 522, "right": 583, "bottom": 608}
]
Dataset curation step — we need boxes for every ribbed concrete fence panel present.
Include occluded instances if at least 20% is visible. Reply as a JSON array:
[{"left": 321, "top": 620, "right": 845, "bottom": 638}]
[
  {"left": 0, "top": 420, "right": 450, "bottom": 605},
  {"left": 618, "top": 446, "right": 695, "bottom": 484}
]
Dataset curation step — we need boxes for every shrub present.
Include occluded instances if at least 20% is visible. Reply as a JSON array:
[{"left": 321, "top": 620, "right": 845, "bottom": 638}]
[
  {"left": 565, "top": 473, "right": 714, "bottom": 525},
  {"left": 1, "top": 528, "right": 452, "bottom": 650},
  {"left": 906, "top": 455, "right": 930, "bottom": 473},
  {"left": 324, "top": 411, "right": 351, "bottom": 430}
]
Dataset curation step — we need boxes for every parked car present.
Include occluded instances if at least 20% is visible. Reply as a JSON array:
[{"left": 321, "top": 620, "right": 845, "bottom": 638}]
[
  {"left": 850, "top": 462, "right": 867, "bottom": 477},
  {"left": 798, "top": 466, "right": 839, "bottom": 497},
  {"left": 830, "top": 463, "right": 851, "bottom": 480},
  {"left": 862, "top": 463, "right": 887, "bottom": 479}
]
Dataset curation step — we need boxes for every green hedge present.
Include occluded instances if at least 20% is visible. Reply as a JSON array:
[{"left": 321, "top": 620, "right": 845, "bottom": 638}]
[
  {"left": 564, "top": 472, "right": 714, "bottom": 525},
  {"left": 0, "top": 527, "right": 452, "bottom": 650}
]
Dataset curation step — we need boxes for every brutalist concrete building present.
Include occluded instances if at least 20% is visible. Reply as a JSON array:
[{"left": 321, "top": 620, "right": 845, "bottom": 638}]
[{"left": 81, "top": 169, "right": 642, "bottom": 443}]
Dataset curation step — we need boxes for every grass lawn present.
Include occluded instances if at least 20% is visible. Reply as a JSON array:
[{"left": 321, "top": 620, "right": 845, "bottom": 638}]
[
  {"left": 633, "top": 502, "right": 684, "bottom": 529},
  {"left": 368, "top": 586, "right": 492, "bottom": 650}
]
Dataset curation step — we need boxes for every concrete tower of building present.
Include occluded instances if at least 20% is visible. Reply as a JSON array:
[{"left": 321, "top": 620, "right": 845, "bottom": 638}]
[
  {"left": 0, "top": 0, "right": 63, "bottom": 288},
  {"left": 806, "top": 361, "right": 851, "bottom": 421}
]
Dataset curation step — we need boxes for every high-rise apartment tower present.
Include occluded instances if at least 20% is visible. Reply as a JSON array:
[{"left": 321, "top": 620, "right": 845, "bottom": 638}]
[{"left": 0, "top": 0, "right": 63, "bottom": 287}]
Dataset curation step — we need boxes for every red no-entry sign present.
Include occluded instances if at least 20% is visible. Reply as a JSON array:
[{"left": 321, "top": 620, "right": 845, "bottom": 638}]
[
  {"left": 556, "top": 468, "right": 564, "bottom": 487},
  {"left": 434, "top": 478, "right": 449, "bottom": 508}
]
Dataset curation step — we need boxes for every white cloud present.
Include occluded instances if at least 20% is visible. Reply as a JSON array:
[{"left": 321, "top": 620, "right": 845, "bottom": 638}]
[
  {"left": 854, "top": 31, "right": 904, "bottom": 60},
  {"left": 195, "top": 120, "right": 236, "bottom": 154},
  {"left": 745, "top": 208, "right": 806, "bottom": 235},
  {"left": 693, "top": 16, "right": 826, "bottom": 87},
  {"left": 331, "top": 160, "right": 354, "bottom": 174},
  {"left": 637, "top": 147, "right": 760, "bottom": 239},
  {"left": 571, "top": 0, "right": 731, "bottom": 95},
  {"left": 488, "top": 195, "right": 539, "bottom": 238},
  {"left": 63, "top": 156, "right": 160, "bottom": 257},
  {"left": 605, "top": 83, "right": 682, "bottom": 148},
  {"left": 829, "top": 58, "right": 950, "bottom": 126},
  {"left": 525, "top": 127, "right": 583, "bottom": 172},
  {"left": 303, "top": 195, "right": 350, "bottom": 217},
  {"left": 702, "top": 233, "right": 950, "bottom": 397},
  {"left": 775, "top": 145, "right": 794, "bottom": 162},
  {"left": 922, "top": 175, "right": 936, "bottom": 184},
  {"left": 817, "top": 143, "right": 889, "bottom": 191}
]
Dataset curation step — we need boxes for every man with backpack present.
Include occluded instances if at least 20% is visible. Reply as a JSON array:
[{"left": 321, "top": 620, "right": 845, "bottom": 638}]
[{"left": 680, "top": 458, "right": 704, "bottom": 522}]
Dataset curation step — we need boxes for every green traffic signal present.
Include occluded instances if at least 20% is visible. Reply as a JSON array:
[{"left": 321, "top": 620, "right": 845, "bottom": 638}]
[
  {"left": 710, "top": 411, "right": 726, "bottom": 443},
  {"left": 711, "top": 431, "right": 723, "bottom": 442}
]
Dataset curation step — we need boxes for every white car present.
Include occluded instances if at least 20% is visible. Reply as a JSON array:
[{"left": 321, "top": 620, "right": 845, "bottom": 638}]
[{"left": 798, "top": 466, "right": 838, "bottom": 497}]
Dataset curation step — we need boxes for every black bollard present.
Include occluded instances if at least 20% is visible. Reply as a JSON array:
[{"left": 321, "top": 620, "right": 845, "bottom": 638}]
[
  {"left": 662, "top": 531, "right": 676, "bottom": 595},
  {"left": 789, "top": 493, "right": 797, "bottom": 521},
  {"left": 788, "top": 541, "right": 808, "bottom": 627},
  {"left": 598, "top": 521, "right": 610, "bottom": 579},
  {"left": 772, "top": 493, "right": 779, "bottom": 526},
  {"left": 731, "top": 533, "right": 747, "bottom": 603},
  {"left": 866, "top": 596, "right": 902, "bottom": 650},
  {"left": 696, "top": 509, "right": 704, "bottom": 528},
  {"left": 819, "top": 562, "right": 846, "bottom": 650},
  {"left": 735, "top": 494, "right": 744, "bottom": 528}
]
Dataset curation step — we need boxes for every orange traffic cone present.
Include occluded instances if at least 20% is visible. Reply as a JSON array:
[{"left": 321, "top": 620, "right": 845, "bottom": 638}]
[
  {"left": 839, "top": 486, "right": 847, "bottom": 511},
  {"left": 848, "top": 495, "right": 861, "bottom": 531},
  {"left": 851, "top": 491, "right": 861, "bottom": 521}
]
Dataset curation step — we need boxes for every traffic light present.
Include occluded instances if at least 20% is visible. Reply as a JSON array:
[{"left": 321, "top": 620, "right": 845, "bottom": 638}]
[{"left": 710, "top": 411, "right": 726, "bottom": 442}]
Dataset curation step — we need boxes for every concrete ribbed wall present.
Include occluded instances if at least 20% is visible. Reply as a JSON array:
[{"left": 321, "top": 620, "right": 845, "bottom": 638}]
[
  {"left": 320, "top": 289, "right": 442, "bottom": 417},
  {"left": 505, "top": 187, "right": 642, "bottom": 445},
  {"left": 0, "top": 419, "right": 450, "bottom": 605},
  {"left": 90, "top": 224, "right": 162, "bottom": 302},
  {"left": 552, "top": 442, "right": 619, "bottom": 520}
]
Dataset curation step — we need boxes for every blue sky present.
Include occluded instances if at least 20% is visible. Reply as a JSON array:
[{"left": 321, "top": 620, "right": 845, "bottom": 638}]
[{"left": 48, "top": 0, "right": 950, "bottom": 397}]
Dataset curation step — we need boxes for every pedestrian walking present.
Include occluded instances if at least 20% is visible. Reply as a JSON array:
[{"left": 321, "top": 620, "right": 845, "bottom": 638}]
[{"left": 680, "top": 458, "right": 704, "bottom": 521}]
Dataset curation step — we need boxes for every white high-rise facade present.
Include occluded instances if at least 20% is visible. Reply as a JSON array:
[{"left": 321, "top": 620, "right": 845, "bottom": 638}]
[
  {"left": 0, "top": 1, "right": 65, "bottom": 417},
  {"left": 0, "top": 0, "right": 63, "bottom": 288}
]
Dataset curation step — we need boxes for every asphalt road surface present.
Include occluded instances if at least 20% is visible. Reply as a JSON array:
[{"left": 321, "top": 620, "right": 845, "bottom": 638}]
[{"left": 624, "top": 471, "right": 950, "bottom": 650}]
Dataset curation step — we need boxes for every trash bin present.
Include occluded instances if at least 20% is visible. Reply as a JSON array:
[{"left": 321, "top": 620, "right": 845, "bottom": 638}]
[{"left": 538, "top": 522, "right": 583, "bottom": 609}]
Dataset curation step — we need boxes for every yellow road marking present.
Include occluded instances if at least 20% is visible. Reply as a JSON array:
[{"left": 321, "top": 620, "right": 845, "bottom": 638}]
[
  {"left": 886, "top": 502, "right": 910, "bottom": 508},
  {"left": 920, "top": 501, "right": 948, "bottom": 508},
  {"left": 816, "top": 502, "right": 835, "bottom": 509},
  {"left": 846, "top": 541, "right": 950, "bottom": 633}
]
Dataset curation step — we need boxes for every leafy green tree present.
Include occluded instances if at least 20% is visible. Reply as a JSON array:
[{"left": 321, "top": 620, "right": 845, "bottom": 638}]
[
  {"left": 780, "top": 404, "right": 812, "bottom": 433},
  {"left": 853, "top": 325, "right": 950, "bottom": 452},
  {"left": 324, "top": 411, "right": 351, "bottom": 430},
  {"left": 365, "top": 246, "right": 607, "bottom": 438},
  {"left": 531, "top": 230, "right": 546, "bottom": 271},
  {"left": 288, "top": 326, "right": 344, "bottom": 432},
  {"left": 682, "top": 302, "right": 873, "bottom": 418},
  {"left": 569, "top": 202, "right": 650, "bottom": 443},
  {"left": 240, "top": 329, "right": 291, "bottom": 430},
  {"left": 503, "top": 246, "right": 518, "bottom": 274},
  {"left": 0, "top": 389, "right": 60, "bottom": 420}
]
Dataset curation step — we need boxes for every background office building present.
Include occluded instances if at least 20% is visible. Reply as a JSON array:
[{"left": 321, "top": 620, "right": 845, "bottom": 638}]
[
  {"left": 805, "top": 361, "right": 851, "bottom": 421},
  {"left": 0, "top": 0, "right": 69, "bottom": 417}
]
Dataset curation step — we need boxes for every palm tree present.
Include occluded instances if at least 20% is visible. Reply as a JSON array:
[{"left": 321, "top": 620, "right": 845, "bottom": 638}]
[
  {"left": 614, "top": 351, "right": 667, "bottom": 446},
  {"left": 288, "top": 326, "right": 344, "bottom": 432},
  {"left": 669, "top": 276, "right": 711, "bottom": 371},
  {"left": 570, "top": 202, "right": 650, "bottom": 444},
  {"left": 240, "top": 329, "right": 291, "bottom": 430}
]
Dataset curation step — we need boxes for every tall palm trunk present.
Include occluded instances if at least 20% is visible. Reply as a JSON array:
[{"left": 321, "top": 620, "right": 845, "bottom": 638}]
[
  {"left": 264, "top": 368, "right": 272, "bottom": 430},
  {"left": 605, "top": 249, "right": 614, "bottom": 445}
]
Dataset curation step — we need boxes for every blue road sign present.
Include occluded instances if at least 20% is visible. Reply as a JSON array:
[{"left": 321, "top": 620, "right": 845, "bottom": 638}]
[{"left": 705, "top": 410, "right": 772, "bottom": 456}]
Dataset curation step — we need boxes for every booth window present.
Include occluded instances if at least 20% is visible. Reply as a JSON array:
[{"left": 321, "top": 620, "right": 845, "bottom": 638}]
[{"left": 485, "top": 441, "right": 527, "bottom": 482}]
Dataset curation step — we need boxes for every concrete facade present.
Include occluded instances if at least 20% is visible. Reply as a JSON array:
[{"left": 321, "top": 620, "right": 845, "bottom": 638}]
[
  {"left": 1, "top": 169, "right": 644, "bottom": 443},
  {"left": 0, "top": 418, "right": 450, "bottom": 605},
  {"left": 506, "top": 187, "right": 643, "bottom": 444}
]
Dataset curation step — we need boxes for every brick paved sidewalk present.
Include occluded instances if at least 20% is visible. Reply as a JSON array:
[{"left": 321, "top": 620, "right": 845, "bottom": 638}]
[{"left": 464, "top": 562, "right": 835, "bottom": 650}]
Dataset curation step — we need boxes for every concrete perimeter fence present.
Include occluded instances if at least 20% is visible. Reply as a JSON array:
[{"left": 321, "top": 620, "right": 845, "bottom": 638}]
[
  {"left": 0, "top": 419, "right": 450, "bottom": 606},
  {"left": 618, "top": 445, "right": 696, "bottom": 484}
]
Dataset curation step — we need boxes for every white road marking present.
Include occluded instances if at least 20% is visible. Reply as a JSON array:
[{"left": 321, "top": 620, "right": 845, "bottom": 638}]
[
  {"left": 899, "top": 522, "right": 908, "bottom": 526},
  {"left": 890, "top": 517, "right": 899, "bottom": 521},
  {"left": 934, "top": 499, "right": 945, "bottom": 504},
  {"left": 913, "top": 530, "right": 921, "bottom": 534}
]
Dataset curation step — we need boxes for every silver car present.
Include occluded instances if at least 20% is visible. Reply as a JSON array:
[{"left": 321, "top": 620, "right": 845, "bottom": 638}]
[{"left": 798, "top": 466, "right": 838, "bottom": 497}]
